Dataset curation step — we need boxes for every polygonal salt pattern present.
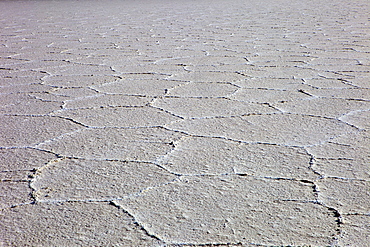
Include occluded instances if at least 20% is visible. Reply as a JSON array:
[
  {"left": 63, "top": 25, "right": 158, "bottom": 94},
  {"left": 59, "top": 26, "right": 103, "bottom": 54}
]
[{"left": 1, "top": 0, "right": 369, "bottom": 245}]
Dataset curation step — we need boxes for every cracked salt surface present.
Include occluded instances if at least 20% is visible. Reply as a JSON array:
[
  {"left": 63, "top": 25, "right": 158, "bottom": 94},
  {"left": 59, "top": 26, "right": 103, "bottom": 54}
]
[{"left": 1, "top": 0, "right": 369, "bottom": 246}]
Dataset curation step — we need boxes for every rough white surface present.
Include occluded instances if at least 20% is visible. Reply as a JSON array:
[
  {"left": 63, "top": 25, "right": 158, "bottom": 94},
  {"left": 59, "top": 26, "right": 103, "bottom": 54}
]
[{"left": 1, "top": 0, "right": 369, "bottom": 246}]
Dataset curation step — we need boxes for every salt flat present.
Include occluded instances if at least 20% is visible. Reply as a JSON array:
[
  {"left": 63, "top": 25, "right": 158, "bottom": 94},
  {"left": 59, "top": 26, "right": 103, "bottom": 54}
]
[{"left": 0, "top": 0, "right": 369, "bottom": 246}]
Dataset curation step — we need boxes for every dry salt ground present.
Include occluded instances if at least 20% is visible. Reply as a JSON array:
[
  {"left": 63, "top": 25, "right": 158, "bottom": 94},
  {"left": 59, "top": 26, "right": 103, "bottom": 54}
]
[{"left": 1, "top": 0, "right": 369, "bottom": 246}]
